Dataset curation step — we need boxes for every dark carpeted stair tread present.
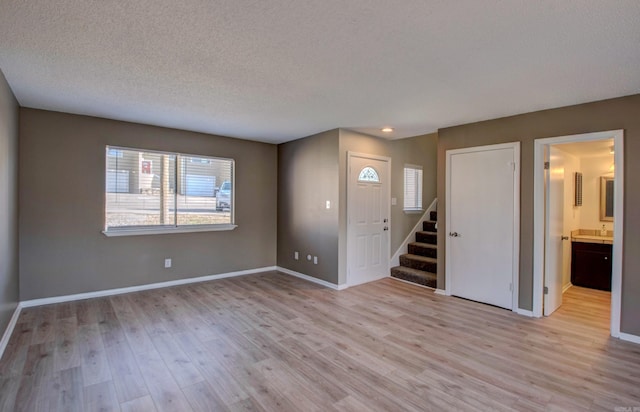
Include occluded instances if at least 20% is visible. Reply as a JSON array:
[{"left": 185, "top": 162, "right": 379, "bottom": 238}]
[
  {"left": 400, "top": 254, "right": 436, "bottom": 264},
  {"left": 399, "top": 254, "right": 437, "bottom": 272},
  {"left": 423, "top": 220, "right": 437, "bottom": 232},
  {"left": 415, "top": 231, "right": 437, "bottom": 245},
  {"left": 409, "top": 241, "right": 437, "bottom": 249},
  {"left": 408, "top": 242, "right": 437, "bottom": 258},
  {"left": 391, "top": 266, "right": 437, "bottom": 288}
]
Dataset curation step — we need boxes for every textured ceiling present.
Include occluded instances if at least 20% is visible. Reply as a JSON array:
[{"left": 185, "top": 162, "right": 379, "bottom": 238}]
[{"left": 1, "top": 1, "right": 639, "bottom": 143}]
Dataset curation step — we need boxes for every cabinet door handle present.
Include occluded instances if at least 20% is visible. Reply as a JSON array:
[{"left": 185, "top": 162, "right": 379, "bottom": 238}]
[{"left": 604, "top": 257, "right": 608, "bottom": 260}]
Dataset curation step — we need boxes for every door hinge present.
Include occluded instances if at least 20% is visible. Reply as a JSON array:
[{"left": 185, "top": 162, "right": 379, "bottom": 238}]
[
  {"left": 544, "top": 162, "right": 550, "bottom": 170},
  {"left": 544, "top": 286, "right": 549, "bottom": 295}
]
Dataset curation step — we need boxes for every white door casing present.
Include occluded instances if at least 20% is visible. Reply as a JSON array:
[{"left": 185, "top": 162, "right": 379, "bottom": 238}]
[
  {"left": 544, "top": 146, "right": 564, "bottom": 316},
  {"left": 533, "top": 130, "right": 624, "bottom": 338},
  {"left": 347, "top": 153, "right": 391, "bottom": 286},
  {"left": 445, "top": 142, "right": 520, "bottom": 310}
]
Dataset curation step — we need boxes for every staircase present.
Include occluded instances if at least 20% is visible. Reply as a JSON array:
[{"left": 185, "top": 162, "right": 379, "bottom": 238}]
[{"left": 391, "top": 210, "right": 437, "bottom": 288}]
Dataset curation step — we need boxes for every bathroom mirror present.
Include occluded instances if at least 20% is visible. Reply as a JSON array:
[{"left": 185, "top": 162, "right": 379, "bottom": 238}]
[{"left": 600, "top": 176, "right": 614, "bottom": 221}]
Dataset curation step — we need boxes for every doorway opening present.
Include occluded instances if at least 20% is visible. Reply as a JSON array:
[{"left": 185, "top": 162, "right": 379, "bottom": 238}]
[{"left": 533, "top": 130, "right": 623, "bottom": 337}]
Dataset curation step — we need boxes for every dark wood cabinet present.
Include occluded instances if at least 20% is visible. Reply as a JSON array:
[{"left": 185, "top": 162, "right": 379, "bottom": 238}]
[{"left": 571, "top": 241, "right": 612, "bottom": 291}]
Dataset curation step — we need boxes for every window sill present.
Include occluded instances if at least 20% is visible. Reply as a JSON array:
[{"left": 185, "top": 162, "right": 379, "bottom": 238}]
[
  {"left": 102, "top": 224, "right": 238, "bottom": 237},
  {"left": 403, "top": 208, "right": 424, "bottom": 214}
]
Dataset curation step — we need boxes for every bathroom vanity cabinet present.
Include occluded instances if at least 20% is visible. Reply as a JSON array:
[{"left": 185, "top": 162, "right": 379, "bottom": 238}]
[{"left": 571, "top": 241, "right": 612, "bottom": 291}]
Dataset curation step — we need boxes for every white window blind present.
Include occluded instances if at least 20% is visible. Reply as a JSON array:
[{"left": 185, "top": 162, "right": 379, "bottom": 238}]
[
  {"left": 404, "top": 165, "right": 423, "bottom": 211},
  {"left": 105, "top": 146, "right": 234, "bottom": 233}
]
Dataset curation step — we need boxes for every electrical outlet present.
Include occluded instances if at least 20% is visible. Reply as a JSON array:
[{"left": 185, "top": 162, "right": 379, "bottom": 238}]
[
  {"left": 326, "top": 200, "right": 331, "bottom": 209},
  {"left": 313, "top": 256, "right": 318, "bottom": 265},
  {"left": 294, "top": 251, "right": 299, "bottom": 260},
  {"left": 391, "top": 197, "right": 397, "bottom": 206},
  {"left": 164, "top": 258, "right": 172, "bottom": 268}
]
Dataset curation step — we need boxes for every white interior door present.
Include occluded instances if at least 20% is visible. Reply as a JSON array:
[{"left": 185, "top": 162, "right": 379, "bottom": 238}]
[
  {"left": 446, "top": 143, "right": 519, "bottom": 310},
  {"left": 347, "top": 154, "right": 390, "bottom": 286},
  {"left": 544, "top": 146, "right": 565, "bottom": 316}
]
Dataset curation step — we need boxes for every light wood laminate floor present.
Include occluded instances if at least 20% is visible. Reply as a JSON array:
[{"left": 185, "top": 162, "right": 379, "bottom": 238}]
[{"left": 0, "top": 272, "right": 638, "bottom": 411}]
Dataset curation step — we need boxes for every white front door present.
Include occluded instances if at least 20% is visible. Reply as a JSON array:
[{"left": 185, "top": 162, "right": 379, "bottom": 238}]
[
  {"left": 544, "top": 146, "right": 565, "bottom": 316},
  {"left": 347, "top": 153, "right": 390, "bottom": 286},
  {"left": 446, "top": 143, "right": 519, "bottom": 310}
]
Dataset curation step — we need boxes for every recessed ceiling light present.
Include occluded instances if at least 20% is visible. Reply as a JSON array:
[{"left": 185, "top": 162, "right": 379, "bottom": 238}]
[{"left": 381, "top": 127, "right": 394, "bottom": 133}]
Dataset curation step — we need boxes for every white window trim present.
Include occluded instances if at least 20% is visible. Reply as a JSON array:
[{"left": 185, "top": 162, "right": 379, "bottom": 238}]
[
  {"left": 403, "top": 164, "right": 423, "bottom": 213},
  {"left": 104, "top": 145, "right": 236, "bottom": 236},
  {"left": 102, "top": 224, "right": 237, "bottom": 237}
]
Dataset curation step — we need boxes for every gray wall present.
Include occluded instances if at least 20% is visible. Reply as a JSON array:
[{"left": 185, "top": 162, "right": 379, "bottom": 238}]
[
  {"left": 277, "top": 130, "right": 340, "bottom": 283},
  {"left": 19, "top": 109, "right": 277, "bottom": 300},
  {"left": 0, "top": 69, "right": 19, "bottom": 333},
  {"left": 436, "top": 94, "right": 640, "bottom": 335}
]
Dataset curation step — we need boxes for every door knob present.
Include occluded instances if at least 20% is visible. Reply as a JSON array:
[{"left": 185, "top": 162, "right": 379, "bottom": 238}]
[
  {"left": 383, "top": 226, "right": 389, "bottom": 231},
  {"left": 449, "top": 232, "right": 460, "bottom": 237},
  {"left": 561, "top": 236, "right": 569, "bottom": 240}
]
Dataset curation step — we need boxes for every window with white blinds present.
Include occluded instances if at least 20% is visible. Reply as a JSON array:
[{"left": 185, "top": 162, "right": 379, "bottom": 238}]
[
  {"left": 104, "top": 146, "right": 235, "bottom": 235},
  {"left": 403, "top": 165, "right": 423, "bottom": 211}
]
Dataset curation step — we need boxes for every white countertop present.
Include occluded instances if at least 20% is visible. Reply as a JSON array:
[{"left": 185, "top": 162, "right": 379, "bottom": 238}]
[{"left": 571, "top": 234, "right": 613, "bottom": 245}]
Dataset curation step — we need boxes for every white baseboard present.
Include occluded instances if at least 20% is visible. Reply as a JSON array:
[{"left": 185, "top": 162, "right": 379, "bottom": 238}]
[
  {"left": 619, "top": 332, "right": 640, "bottom": 345},
  {"left": 276, "top": 266, "right": 347, "bottom": 290},
  {"left": 20, "top": 266, "right": 277, "bottom": 308},
  {"left": 434, "top": 289, "right": 446, "bottom": 295},
  {"left": 390, "top": 198, "right": 438, "bottom": 268},
  {"left": 515, "top": 308, "right": 534, "bottom": 317},
  {"left": 0, "top": 304, "right": 22, "bottom": 361},
  {"left": 562, "top": 282, "right": 573, "bottom": 293}
]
